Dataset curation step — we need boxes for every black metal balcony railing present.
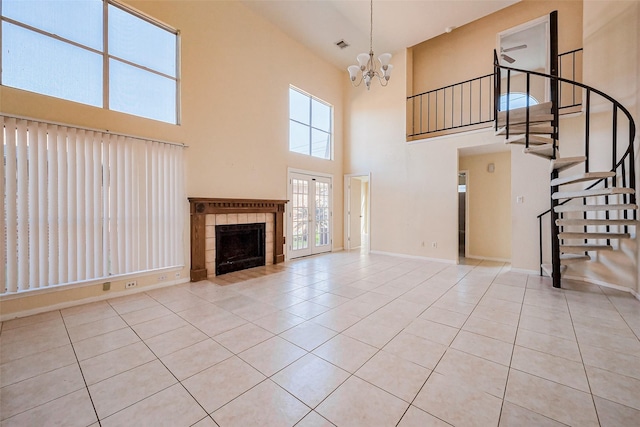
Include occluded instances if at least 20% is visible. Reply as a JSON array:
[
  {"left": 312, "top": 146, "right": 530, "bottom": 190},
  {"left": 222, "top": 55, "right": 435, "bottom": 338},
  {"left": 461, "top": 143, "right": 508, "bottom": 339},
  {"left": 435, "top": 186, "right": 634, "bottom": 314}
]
[
  {"left": 406, "top": 49, "right": 583, "bottom": 140},
  {"left": 406, "top": 74, "right": 494, "bottom": 138}
]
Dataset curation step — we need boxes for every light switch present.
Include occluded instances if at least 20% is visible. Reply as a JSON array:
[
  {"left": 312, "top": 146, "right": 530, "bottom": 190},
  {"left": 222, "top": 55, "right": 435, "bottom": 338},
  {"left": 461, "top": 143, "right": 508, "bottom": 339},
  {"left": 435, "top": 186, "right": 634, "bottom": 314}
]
[{"left": 516, "top": 196, "right": 524, "bottom": 204}]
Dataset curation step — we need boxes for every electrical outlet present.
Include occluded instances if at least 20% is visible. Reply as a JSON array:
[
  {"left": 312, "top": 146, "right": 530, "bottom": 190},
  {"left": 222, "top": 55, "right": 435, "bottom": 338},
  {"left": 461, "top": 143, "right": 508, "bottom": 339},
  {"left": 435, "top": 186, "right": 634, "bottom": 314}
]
[
  {"left": 175, "top": 272, "right": 181, "bottom": 278},
  {"left": 125, "top": 281, "right": 137, "bottom": 289},
  {"left": 103, "top": 282, "right": 111, "bottom": 291},
  {"left": 158, "top": 274, "right": 168, "bottom": 282}
]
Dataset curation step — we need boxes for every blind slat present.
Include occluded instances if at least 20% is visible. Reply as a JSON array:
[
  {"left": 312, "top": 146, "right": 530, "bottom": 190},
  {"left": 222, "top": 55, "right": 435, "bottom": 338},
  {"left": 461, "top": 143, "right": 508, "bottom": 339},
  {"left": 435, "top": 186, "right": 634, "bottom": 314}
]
[
  {"left": 48, "top": 126, "right": 59, "bottom": 285},
  {"left": 17, "top": 121, "right": 30, "bottom": 291},
  {"left": 67, "top": 128, "right": 78, "bottom": 282},
  {"left": 37, "top": 123, "right": 49, "bottom": 288},
  {"left": 6, "top": 118, "right": 17, "bottom": 293},
  {"left": 28, "top": 121, "right": 40, "bottom": 290},
  {"left": 57, "top": 127, "right": 68, "bottom": 283}
]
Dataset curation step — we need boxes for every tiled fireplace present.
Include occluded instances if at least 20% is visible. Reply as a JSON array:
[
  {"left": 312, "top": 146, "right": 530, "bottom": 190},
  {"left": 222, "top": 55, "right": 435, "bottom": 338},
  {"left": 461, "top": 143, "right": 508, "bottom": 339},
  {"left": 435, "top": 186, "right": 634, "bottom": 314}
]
[{"left": 188, "top": 198, "right": 287, "bottom": 281}]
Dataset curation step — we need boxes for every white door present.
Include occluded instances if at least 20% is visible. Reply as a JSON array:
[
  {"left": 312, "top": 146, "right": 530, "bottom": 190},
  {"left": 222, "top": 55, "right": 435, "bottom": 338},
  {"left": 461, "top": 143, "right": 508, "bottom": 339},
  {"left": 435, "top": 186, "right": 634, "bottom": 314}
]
[
  {"left": 349, "top": 178, "right": 362, "bottom": 249},
  {"left": 288, "top": 172, "right": 332, "bottom": 259}
]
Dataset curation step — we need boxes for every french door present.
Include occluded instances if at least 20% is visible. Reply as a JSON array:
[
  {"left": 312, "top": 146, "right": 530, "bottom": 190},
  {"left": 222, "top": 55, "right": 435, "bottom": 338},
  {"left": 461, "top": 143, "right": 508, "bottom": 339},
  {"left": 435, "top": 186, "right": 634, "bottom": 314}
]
[{"left": 288, "top": 172, "right": 332, "bottom": 259}]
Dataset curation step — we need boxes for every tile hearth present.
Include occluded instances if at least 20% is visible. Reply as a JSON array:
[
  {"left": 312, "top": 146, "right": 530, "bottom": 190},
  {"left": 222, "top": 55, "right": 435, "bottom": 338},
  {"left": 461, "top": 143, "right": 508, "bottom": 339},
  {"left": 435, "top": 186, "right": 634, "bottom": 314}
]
[{"left": 1, "top": 251, "right": 640, "bottom": 426}]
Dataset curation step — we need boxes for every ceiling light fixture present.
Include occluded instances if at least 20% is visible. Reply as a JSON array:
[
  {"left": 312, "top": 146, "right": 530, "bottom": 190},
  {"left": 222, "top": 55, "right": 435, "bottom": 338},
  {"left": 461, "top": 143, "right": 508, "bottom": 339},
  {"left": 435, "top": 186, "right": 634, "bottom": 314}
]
[{"left": 347, "top": 0, "right": 392, "bottom": 90}]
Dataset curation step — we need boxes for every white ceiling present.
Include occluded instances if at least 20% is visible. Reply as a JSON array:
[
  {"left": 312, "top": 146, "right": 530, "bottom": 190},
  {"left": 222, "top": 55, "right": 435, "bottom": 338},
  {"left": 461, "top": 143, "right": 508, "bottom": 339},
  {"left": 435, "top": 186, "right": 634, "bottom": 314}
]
[{"left": 241, "top": 0, "right": 521, "bottom": 71}]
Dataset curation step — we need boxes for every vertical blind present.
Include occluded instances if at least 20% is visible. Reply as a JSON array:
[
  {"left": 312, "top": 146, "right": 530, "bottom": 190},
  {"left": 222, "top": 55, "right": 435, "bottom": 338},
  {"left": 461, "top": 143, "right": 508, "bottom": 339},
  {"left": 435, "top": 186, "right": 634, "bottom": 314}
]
[{"left": 1, "top": 116, "right": 185, "bottom": 294}]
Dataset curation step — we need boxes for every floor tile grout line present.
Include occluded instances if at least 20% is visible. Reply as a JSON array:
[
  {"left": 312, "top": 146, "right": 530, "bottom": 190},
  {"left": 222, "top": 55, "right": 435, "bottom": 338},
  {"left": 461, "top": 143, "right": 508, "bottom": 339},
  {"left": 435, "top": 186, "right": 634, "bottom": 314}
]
[
  {"left": 600, "top": 285, "right": 640, "bottom": 342},
  {"left": 565, "top": 284, "right": 603, "bottom": 426},
  {"left": 498, "top": 266, "right": 531, "bottom": 426},
  {"left": 60, "top": 309, "right": 103, "bottom": 427}
]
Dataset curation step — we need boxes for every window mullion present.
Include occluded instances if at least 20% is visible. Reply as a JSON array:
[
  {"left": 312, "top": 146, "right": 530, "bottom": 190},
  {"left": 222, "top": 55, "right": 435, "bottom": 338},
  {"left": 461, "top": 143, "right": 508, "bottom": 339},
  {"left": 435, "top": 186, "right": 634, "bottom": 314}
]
[
  {"left": 103, "top": 0, "right": 109, "bottom": 110},
  {"left": 308, "top": 97, "right": 313, "bottom": 156}
]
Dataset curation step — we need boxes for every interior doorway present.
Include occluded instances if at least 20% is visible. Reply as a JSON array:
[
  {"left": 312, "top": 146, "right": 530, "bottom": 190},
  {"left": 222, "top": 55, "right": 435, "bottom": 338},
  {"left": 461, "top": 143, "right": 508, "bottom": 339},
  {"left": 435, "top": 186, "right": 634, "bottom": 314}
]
[
  {"left": 345, "top": 174, "right": 370, "bottom": 252},
  {"left": 458, "top": 171, "right": 468, "bottom": 259},
  {"left": 497, "top": 15, "right": 550, "bottom": 104}
]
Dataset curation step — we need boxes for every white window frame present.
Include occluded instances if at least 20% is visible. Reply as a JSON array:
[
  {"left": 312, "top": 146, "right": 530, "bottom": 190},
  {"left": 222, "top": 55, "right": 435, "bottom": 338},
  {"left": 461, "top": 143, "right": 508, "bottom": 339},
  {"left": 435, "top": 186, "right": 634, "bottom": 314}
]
[
  {"left": 288, "top": 86, "right": 333, "bottom": 160},
  {"left": 0, "top": 0, "right": 181, "bottom": 124}
]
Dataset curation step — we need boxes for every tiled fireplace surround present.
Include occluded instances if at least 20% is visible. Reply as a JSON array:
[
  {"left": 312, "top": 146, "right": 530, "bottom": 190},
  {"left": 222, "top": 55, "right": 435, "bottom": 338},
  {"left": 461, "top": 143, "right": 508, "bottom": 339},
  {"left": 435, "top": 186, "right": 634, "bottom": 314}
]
[
  {"left": 188, "top": 198, "right": 288, "bottom": 281},
  {"left": 205, "top": 213, "right": 274, "bottom": 276}
]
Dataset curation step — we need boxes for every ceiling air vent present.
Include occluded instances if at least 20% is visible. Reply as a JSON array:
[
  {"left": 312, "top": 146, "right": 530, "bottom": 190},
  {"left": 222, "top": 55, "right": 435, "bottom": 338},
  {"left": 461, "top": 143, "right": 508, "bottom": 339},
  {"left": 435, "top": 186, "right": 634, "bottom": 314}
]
[{"left": 335, "top": 40, "right": 349, "bottom": 49}]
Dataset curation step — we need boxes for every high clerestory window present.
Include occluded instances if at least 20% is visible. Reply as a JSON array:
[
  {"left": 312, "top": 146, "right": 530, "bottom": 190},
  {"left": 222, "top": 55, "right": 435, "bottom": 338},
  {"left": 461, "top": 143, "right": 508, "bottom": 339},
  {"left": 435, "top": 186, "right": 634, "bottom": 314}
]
[
  {"left": 289, "top": 86, "right": 333, "bottom": 160},
  {"left": 1, "top": 0, "right": 180, "bottom": 124}
]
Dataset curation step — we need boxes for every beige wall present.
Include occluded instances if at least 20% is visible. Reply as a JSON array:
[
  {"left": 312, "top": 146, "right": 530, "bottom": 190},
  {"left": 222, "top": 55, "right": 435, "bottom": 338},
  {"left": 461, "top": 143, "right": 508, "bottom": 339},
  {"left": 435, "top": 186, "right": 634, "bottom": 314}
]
[
  {"left": 345, "top": 48, "right": 509, "bottom": 262},
  {"left": 410, "top": 0, "right": 583, "bottom": 95},
  {"left": 0, "top": 0, "right": 345, "bottom": 317},
  {"left": 459, "top": 151, "right": 512, "bottom": 260}
]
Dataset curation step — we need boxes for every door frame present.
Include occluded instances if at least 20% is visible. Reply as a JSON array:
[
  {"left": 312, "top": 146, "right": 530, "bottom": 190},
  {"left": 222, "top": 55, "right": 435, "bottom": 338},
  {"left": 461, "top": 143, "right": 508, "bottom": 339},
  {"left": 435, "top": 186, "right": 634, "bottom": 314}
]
[
  {"left": 497, "top": 14, "right": 551, "bottom": 102},
  {"left": 458, "top": 170, "right": 470, "bottom": 263},
  {"left": 344, "top": 173, "right": 371, "bottom": 252},
  {"left": 287, "top": 168, "right": 334, "bottom": 260}
]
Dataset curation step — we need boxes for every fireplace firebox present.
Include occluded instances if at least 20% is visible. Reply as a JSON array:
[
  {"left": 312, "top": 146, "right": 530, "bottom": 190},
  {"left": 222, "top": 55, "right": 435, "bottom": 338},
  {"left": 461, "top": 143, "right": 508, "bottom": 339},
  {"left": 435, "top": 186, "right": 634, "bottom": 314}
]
[{"left": 215, "top": 223, "right": 266, "bottom": 275}]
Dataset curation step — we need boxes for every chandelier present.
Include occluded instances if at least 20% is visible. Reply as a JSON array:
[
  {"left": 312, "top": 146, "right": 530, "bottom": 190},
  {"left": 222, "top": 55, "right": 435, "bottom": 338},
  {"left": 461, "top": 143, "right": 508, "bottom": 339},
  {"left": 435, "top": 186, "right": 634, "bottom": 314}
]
[{"left": 347, "top": 0, "right": 393, "bottom": 90}]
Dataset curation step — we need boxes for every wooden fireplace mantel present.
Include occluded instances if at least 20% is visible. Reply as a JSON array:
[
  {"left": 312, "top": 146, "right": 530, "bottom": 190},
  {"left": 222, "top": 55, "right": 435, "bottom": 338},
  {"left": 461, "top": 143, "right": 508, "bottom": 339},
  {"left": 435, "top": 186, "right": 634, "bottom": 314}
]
[{"left": 188, "top": 197, "right": 288, "bottom": 281}]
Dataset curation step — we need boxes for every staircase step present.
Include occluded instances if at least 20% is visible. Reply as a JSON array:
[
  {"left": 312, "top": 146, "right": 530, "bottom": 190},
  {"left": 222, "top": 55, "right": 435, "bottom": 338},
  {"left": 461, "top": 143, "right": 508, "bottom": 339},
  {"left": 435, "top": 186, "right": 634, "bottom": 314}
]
[
  {"left": 523, "top": 143, "right": 556, "bottom": 159},
  {"left": 557, "top": 218, "right": 638, "bottom": 227},
  {"left": 505, "top": 135, "right": 555, "bottom": 145},
  {"left": 496, "top": 124, "right": 555, "bottom": 136},
  {"left": 497, "top": 114, "right": 555, "bottom": 127},
  {"left": 550, "top": 172, "right": 616, "bottom": 186},
  {"left": 550, "top": 156, "right": 587, "bottom": 172},
  {"left": 555, "top": 203, "right": 638, "bottom": 213},
  {"left": 559, "top": 232, "right": 630, "bottom": 240},
  {"left": 497, "top": 101, "right": 553, "bottom": 123},
  {"left": 552, "top": 187, "right": 635, "bottom": 200},
  {"left": 560, "top": 254, "right": 591, "bottom": 264},
  {"left": 561, "top": 244, "right": 613, "bottom": 253}
]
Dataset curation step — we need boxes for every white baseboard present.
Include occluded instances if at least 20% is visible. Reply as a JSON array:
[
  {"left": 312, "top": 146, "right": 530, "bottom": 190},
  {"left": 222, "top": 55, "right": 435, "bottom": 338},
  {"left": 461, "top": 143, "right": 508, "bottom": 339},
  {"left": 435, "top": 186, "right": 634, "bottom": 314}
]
[
  {"left": 509, "top": 267, "right": 541, "bottom": 275},
  {"left": 0, "top": 278, "right": 190, "bottom": 322},
  {"left": 370, "top": 250, "right": 456, "bottom": 264},
  {"left": 465, "top": 254, "right": 511, "bottom": 263},
  {"left": 562, "top": 274, "right": 640, "bottom": 301}
]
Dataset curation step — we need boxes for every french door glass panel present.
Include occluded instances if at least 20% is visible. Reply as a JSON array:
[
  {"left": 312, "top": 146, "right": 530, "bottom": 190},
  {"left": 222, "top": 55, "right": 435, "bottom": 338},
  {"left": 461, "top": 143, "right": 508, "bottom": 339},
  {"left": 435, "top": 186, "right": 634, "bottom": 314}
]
[{"left": 289, "top": 173, "right": 332, "bottom": 258}]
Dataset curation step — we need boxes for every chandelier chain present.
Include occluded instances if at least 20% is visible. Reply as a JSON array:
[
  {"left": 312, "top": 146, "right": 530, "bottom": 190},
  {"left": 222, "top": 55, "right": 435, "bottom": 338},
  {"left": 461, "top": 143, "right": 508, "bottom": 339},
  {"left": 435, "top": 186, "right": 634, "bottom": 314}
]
[{"left": 369, "top": 0, "right": 373, "bottom": 53}]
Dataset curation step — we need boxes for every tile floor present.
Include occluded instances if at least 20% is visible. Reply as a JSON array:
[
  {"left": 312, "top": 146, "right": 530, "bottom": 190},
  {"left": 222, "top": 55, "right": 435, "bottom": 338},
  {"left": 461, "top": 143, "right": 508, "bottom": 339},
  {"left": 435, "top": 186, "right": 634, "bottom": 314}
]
[{"left": 1, "top": 252, "right": 640, "bottom": 426}]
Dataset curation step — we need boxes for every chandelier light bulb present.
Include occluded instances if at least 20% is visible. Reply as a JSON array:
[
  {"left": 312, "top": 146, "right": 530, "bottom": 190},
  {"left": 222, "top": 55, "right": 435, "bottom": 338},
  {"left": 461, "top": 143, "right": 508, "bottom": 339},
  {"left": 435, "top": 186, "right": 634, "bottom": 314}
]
[
  {"left": 348, "top": 65, "right": 360, "bottom": 81},
  {"left": 378, "top": 53, "right": 392, "bottom": 68},
  {"left": 357, "top": 53, "right": 370, "bottom": 70},
  {"left": 383, "top": 64, "right": 393, "bottom": 79}
]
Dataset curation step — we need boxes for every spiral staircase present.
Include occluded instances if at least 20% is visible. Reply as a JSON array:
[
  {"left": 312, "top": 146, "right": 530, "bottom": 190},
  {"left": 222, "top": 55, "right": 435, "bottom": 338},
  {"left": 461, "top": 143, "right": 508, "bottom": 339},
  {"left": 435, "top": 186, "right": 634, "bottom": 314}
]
[{"left": 494, "top": 46, "right": 637, "bottom": 288}]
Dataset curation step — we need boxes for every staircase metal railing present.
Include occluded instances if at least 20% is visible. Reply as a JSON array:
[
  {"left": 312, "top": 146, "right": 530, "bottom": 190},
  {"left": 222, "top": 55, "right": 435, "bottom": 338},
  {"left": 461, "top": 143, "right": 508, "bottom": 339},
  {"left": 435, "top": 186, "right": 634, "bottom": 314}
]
[
  {"left": 406, "top": 74, "right": 495, "bottom": 138},
  {"left": 406, "top": 49, "right": 583, "bottom": 140},
  {"left": 493, "top": 52, "right": 637, "bottom": 286},
  {"left": 558, "top": 48, "right": 583, "bottom": 110}
]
